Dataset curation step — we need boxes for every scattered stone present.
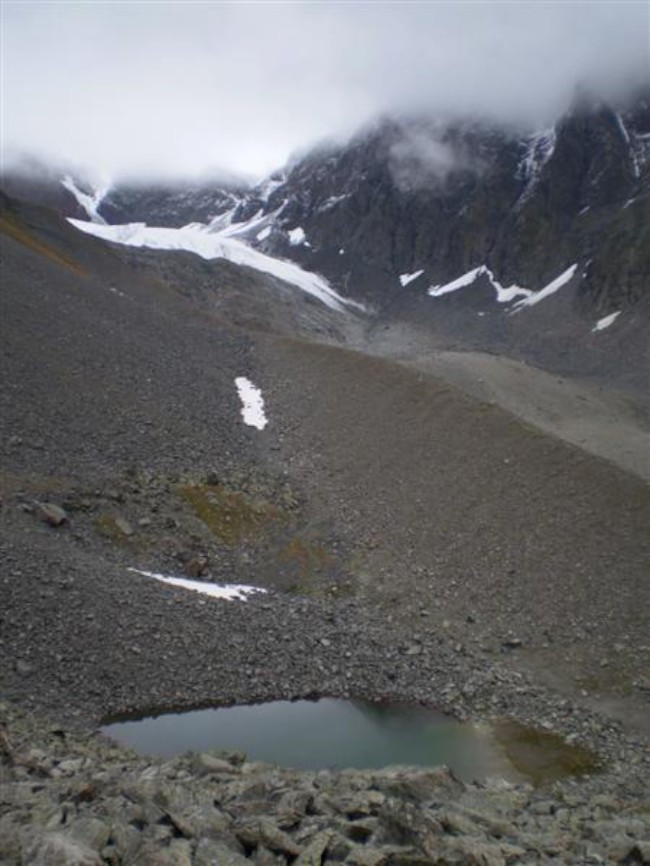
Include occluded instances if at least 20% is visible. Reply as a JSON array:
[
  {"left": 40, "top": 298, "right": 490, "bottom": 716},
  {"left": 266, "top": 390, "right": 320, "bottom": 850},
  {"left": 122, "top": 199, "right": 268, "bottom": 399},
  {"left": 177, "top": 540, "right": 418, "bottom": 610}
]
[
  {"left": 501, "top": 637, "right": 523, "bottom": 650},
  {"left": 114, "top": 516, "right": 134, "bottom": 536},
  {"left": 34, "top": 501, "right": 68, "bottom": 527},
  {"left": 184, "top": 554, "right": 209, "bottom": 578}
]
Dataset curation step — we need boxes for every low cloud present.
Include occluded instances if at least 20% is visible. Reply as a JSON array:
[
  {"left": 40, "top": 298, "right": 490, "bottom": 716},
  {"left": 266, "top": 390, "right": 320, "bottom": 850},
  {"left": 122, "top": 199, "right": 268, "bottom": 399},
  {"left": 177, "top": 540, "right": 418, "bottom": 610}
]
[
  {"left": 389, "top": 132, "right": 478, "bottom": 192},
  {"left": 2, "top": 2, "right": 648, "bottom": 178}
]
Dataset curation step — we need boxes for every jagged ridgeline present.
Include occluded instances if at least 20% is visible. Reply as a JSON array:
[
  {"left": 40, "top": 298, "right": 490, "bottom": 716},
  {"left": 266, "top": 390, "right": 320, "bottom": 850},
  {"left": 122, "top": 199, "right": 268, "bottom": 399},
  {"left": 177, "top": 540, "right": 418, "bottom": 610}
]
[{"left": 3, "top": 88, "right": 648, "bottom": 318}]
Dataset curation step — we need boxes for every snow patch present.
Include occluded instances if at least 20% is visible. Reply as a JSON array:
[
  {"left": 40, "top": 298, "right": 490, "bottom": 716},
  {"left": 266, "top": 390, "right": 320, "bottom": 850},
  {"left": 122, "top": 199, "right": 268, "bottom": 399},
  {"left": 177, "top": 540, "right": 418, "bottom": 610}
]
[
  {"left": 235, "top": 377, "right": 268, "bottom": 430},
  {"left": 428, "top": 266, "right": 531, "bottom": 304},
  {"left": 68, "top": 219, "right": 363, "bottom": 313},
  {"left": 62, "top": 176, "right": 109, "bottom": 224},
  {"left": 288, "top": 226, "right": 306, "bottom": 246},
  {"left": 128, "top": 568, "right": 265, "bottom": 600},
  {"left": 256, "top": 226, "right": 272, "bottom": 241},
  {"left": 592, "top": 311, "right": 621, "bottom": 332},
  {"left": 399, "top": 269, "right": 424, "bottom": 287},
  {"left": 512, "top": 264, "right": 578, "bottom": 311}
]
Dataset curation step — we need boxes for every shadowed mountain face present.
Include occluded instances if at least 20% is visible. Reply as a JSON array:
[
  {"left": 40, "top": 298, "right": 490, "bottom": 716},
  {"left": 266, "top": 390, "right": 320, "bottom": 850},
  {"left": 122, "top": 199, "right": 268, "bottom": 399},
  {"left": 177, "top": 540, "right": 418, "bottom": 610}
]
[{"left": 239, "top": 90, "right": 650, "bottom": 316}]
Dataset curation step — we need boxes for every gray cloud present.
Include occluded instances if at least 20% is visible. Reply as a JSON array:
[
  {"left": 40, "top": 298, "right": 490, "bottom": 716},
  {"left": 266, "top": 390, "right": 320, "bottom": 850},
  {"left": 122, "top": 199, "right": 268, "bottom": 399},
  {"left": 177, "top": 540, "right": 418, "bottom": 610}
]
[
  {"left": 2, "top": 1, "right": 648, "bottom": 179},
  {"left": 389, "top": 132, "right": 477, "bottom": 192}
]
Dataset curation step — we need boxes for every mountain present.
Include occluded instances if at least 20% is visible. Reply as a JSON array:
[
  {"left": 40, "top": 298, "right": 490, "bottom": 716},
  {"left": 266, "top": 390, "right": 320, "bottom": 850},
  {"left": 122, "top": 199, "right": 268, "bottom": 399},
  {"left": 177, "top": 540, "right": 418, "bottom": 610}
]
[
  {"left": 97, "top": 175, "right": 250, "bottom": 227},
  {"left": 3, "top": 89, "right": 649, "bottom": 401},
  {"left": 0, "top": 153, "right": 100, "bottom": 222},
  {"left": 230, "top": 88, "right": 650, "bottom": 317}
]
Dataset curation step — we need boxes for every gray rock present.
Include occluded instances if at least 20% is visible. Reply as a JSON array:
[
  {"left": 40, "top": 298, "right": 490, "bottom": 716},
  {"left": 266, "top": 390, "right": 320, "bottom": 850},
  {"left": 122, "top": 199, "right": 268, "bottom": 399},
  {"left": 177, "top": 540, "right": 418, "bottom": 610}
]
[
  {"left": 114, "top": 516, "right": 134, "bottom": 536},
  {"left": 23, "top": 832, "right": 102, "bottom": 866},
  {"left": 66, "top": 817, "right": 111, "bottom": 852},
  {"left": 34, "top": 502, "right": 68, "bottom": 527},
  {"left": 235, "top": 818, "right": 302, "bottom": 856},
  {"left": 294, "top": 831, "right": 331, "bottom": 866},
  {"left": 193, "top": 753, "right": 241, "bottom": 776},
  {"left": 194, "top": 839, "right": 251, "bottom": 866}
]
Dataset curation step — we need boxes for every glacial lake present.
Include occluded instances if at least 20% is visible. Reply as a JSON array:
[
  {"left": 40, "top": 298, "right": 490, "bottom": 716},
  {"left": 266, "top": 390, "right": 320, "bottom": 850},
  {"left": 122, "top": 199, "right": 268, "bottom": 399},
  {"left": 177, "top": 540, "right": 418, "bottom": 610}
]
[{"left": 102, "top": 698, "right": 517, "bottom": 782}]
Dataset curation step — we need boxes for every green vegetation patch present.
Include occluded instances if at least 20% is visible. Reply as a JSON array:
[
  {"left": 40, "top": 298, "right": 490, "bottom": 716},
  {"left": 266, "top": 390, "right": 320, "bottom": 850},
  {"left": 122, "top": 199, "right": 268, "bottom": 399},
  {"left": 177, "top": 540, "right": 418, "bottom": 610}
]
[
  {"left": 178, "top": 483, "right": 281, "bottom": 545},
  {"left": 494, "top": 719, "right": 601, "bottom": 786}
]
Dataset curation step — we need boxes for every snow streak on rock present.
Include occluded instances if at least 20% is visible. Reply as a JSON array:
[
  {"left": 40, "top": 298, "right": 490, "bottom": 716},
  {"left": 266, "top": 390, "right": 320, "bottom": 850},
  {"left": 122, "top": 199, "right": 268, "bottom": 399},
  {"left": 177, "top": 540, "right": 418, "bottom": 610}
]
[
  {"left": 399, "top": 270, "right": 424, "bottom": 287},
  {"left": 592, "top": 311, "right": 621, "bottom": 332},
  {"left": 516, "top": 128, "right": 556, "bottom": 204},
  {"left": 512, "top": 264, "right": 578, "bottom": 311},
  {"left": 62, "top": 176, "right": 109, "bottom": 224}
]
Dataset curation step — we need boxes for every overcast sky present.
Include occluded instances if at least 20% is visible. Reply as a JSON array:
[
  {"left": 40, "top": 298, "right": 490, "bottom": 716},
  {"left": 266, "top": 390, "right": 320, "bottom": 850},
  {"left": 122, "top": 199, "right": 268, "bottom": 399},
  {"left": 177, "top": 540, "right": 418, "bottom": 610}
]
[{"left": 2, "top": 1, "right": 648, "bottom": 180}]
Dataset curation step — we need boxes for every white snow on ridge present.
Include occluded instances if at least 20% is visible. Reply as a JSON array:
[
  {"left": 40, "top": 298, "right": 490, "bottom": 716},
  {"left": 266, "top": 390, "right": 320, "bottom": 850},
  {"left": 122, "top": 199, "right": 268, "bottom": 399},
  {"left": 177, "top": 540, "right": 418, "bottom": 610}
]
[
  {"left": 256, "top": 226, "right": 272, "bottom": 241},
  {"left": 234, "top": 377, "right": 268, "bottom": 430},
  {"left": 592, "top": 311, "right": 621, "bottom": 332},
  {"left": 399, "top": 269, "right": 424, "bottom": 287},
  {"left": 128, "top": 568, "right": 266, "bottom": 600},
  {"left": 68, "top": 219, "right": 363, "bottom": 313},
  {"left": 62, "top": 176, "right": 109, "bottom": 224},
  {"left": 428, "top": 266, "right": 531, "bottom": 304},
  {"left": 512, "top": 264, "right": 578, "bottom": 311}
]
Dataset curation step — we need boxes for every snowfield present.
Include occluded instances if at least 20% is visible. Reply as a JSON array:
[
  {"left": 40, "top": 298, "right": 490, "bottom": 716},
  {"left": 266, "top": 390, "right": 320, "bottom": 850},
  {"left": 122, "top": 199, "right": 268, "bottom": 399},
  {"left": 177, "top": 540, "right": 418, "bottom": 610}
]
[{"left": 68, "top": 218, "right": 364, "bottom": 313}]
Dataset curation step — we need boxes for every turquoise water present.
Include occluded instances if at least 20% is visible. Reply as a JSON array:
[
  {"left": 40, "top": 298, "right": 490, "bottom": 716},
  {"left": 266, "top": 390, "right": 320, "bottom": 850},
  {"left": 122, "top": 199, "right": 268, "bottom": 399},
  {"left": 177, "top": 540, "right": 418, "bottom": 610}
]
[{"left": 101, "top": 698, "right": 509, "bottom": 781}]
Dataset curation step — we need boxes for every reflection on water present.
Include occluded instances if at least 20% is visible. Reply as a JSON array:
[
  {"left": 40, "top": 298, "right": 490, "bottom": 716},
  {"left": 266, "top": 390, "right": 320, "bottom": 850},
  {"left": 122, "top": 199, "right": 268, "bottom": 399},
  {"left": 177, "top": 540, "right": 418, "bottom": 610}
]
[
  {"left": 101, "top": 699, "right": 601, "bottom": 785},
  {"left": 101, "top": 698, "right": 508, "bottom": 782}
]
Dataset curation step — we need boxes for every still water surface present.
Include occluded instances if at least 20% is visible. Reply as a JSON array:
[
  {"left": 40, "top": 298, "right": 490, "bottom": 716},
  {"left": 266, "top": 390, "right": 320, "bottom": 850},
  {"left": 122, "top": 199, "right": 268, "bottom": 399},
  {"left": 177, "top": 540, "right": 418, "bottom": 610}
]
[{"left": 101, "top": 698, "right": 510, "bottom": 781}]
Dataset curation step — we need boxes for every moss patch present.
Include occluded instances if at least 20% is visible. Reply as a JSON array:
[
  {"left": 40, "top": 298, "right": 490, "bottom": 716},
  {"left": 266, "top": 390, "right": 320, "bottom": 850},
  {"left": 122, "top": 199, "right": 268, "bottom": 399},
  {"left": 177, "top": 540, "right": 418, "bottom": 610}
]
[
  {"left": 93, "top": 513, "right": 137, "bottom": 546},
  {"left": 494, "top": 719, "right": 601, "bottom": 786},
  {"left": 178, "top": 483, "right": 281, "bottom": 545}
]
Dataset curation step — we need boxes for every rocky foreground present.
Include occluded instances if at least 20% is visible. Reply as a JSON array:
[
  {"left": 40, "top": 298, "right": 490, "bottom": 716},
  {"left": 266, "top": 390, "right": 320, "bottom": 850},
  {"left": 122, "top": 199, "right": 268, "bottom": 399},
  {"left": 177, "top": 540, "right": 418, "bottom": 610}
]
[
  {"left": 2, "top": 702, "right": 650, "bottom": 866},
  {"left": 2, "top": 191, "right": 650, "bottom": 864}
]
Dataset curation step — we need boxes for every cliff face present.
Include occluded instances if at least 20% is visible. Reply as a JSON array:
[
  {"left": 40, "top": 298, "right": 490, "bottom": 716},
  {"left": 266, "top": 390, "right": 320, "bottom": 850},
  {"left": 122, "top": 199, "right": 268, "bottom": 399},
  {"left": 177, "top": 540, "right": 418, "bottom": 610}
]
[{"left": 227, "top": 90, "right": 650, "bottom": 314}]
